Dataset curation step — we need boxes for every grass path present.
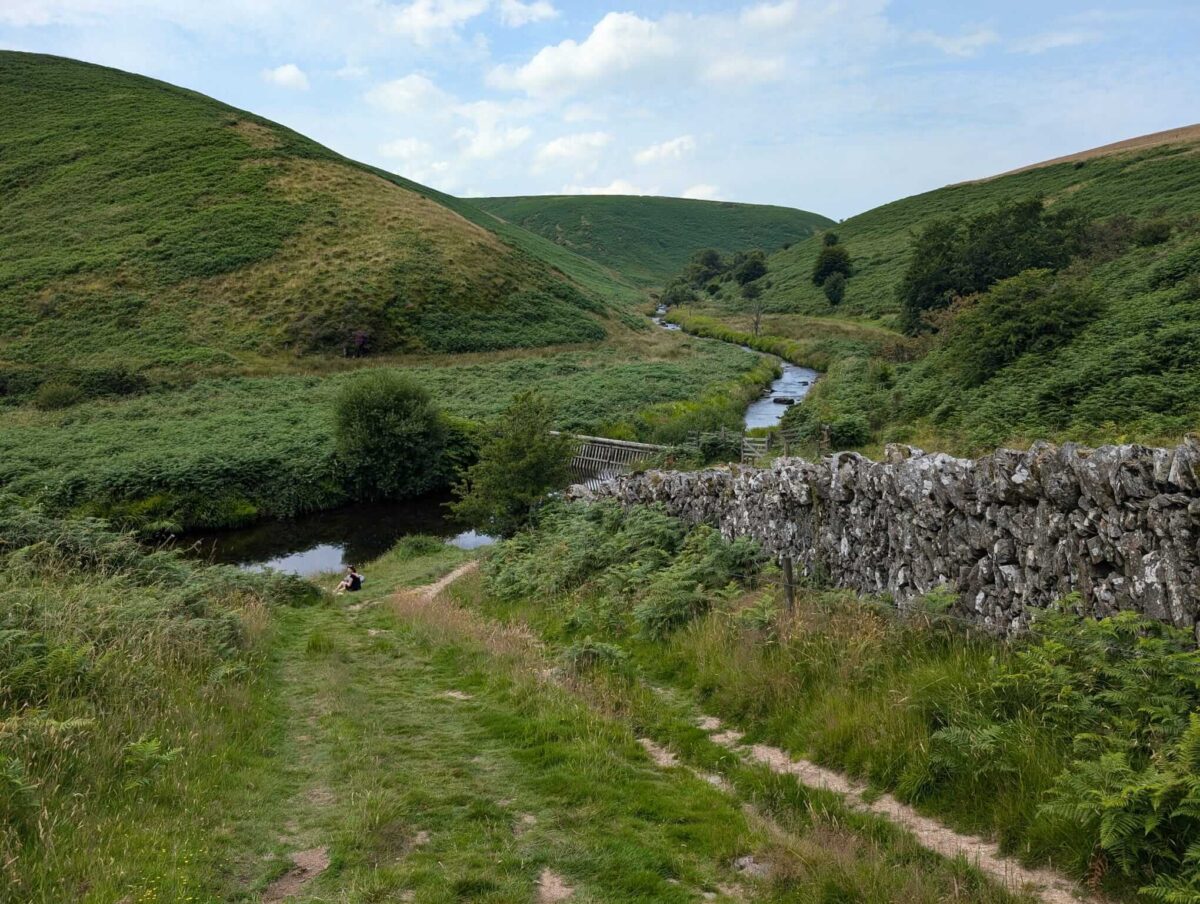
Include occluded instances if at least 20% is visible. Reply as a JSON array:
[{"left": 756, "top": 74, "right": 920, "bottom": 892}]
[
  {"left": 196, "top": 547, "right": 1045, "bottom": 902},
  {"left": 215, "top": 552, "right": 772, "bottom": 902}
]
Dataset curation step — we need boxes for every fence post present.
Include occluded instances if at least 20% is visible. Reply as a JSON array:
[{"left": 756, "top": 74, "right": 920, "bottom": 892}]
[{"left": 781, "top": 555, "right": 795, "bottom": 612}]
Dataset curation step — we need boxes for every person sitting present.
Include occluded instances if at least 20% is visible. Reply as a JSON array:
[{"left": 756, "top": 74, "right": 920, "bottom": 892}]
[{"left": 335, "top": 565, "right": 364, "bottom": 594}]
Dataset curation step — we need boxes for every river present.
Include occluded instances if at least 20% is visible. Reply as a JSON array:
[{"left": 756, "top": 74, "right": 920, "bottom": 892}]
[
  {"left": 184, "top": 308, "right": 816, "bottom": 575},
  {"left": 652, "top": 304, "right": 818, "bottom": 429},
  {"left": 180, "top": 493, "right": 491, "bottom": 577}
]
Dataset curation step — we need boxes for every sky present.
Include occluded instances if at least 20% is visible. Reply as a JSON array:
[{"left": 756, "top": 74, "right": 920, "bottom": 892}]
[{"left": 3, "top": 1, "right": 1198, "bottom": 220}]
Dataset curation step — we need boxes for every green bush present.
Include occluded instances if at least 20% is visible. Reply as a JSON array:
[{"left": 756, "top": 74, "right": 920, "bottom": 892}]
[
  {"left": 828, "top": 413, "right": 871, "bottom": 447},
  {"left": 1133, "top": 219, "right": 1173, "bottom": 247},
  {"left": 938, "top": 270, "right": 1102, "bottom": 387},
  {"left": 812, "top": 243, "right": 851, "bottom": 286},
  {"left": 451, "top": 391, "right": 574, "bottom": 537},
  {"left": 333, "top": 370, "right": 447, "bottom": 500},
  {"left": 823, "top": 271, "right": 847, "bottom": 305},
  {"left": 33, "top": 380, "right": 84, "bottom": 410},
  {"left": 897, "top": 197, "right": 1088, "bottom": 334}
]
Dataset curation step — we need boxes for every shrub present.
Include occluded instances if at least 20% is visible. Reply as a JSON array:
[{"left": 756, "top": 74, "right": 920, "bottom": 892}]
[
  {"left": 451, "top": 391, "right": 574, "bottom": 537},
  {"left": 897, "top": 198, "right": 1089, "bottom": 334},
  {"left": 823, "top": 271, "right": 847, "bottom": 305},
  {"left": 334, "top": 370, "right": 447, "bottom": 500},
  {"left": 828, "top": 413, "right": 870, "bottom": 448},
  {"left": 394, "top": 534, "right": 446, "bottom": 559},
  {"left": 33, "top": 380, "right": 83, "bottom": 410},
  {"left": 1133, "top": 219, "right": 1173, "bottom": 247},
  {"left": 812, "top": 244, "right": 851, "bottom": 286},
  {"left": 937, "top": 271, "right": 1102, "bottom": 387},
  {"left": 822, "top": 231, "right": 840, "bottom": 246}
]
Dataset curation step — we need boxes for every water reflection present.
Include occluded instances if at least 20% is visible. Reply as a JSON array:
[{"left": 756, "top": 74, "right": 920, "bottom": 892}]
[{"left": 179, "top": 493, "right": 492, "bottom": 577}]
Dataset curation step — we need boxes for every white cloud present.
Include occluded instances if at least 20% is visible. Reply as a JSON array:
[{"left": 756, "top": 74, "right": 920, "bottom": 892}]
[
  {"left": 1011, "top": 30, "right": 1102, "bottom": 55},
  {"left": 498, "top": 0, "right": 558, "bottom": 27},
  {"left": 365, "top": 74, "right": 449, "bottom": 113},
  {"left": 634, "top": 135, "right": 696, "bottom": 165},
  {"left": 682, "top": 183, "right": 721, "bottom": 201},
  {"left": 911, "top": 28, "right": 999, "bottom": 58},
  {"left": 490, "top": 12, "right": 676, "bottom": 96},
  {"left": 455, "top": 100, "right": 533, "bottom": 158},
  {"left": 262, "top": 63, "right": 309, "bottom": 90},
  {"left": 740, "top": 0, "right": 798, "bottom": 29},
  {"left": 335, "top": 63, "right": 369, "bottom": 80},
  {"left": 704, "top": 55, "right": 786, "bottom": 84},
  {"left": 535, "top": 131, "right": 612, "bottom": 169},
  {"left": 562, "top": 178, "right": 655, "bottom": 196},
  {"left": 379, "top": 137, "right": 433, "bottom": 160},
  {"left": 392, "top": 0, "right": 489, "bottom": 45}
]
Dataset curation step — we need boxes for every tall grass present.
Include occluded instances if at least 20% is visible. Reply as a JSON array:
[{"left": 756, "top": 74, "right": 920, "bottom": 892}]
[
  {"left": 0, "top": 499, "right": 316, "bottom": 901},
  {"left": 480, "top": 500, "right": 1200, "bottom": 901}
]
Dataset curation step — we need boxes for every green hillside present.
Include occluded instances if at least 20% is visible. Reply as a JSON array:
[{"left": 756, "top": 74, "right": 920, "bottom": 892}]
[
  {"left": 754, "top": 126, "right": 1200, "bottom": 319},
  {"left": 471, "top": 194, "right": 833, "bottom": 287},
  {"left": 672, "top": 128, "right": 1200, "bottom": 453},
  {"left": 0, "top": 51, "right": 644, "bottom": 388}
]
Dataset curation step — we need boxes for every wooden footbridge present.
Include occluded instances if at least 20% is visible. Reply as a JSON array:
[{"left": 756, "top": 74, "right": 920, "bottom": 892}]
[{"left": 558, "top": 433, "right": 672, "bottom": 488}]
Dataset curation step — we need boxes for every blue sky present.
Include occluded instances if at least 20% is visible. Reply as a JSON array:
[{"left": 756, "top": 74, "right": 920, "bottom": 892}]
[{"left": 4, "top": 1, "right": 1198, "bottom": 219}]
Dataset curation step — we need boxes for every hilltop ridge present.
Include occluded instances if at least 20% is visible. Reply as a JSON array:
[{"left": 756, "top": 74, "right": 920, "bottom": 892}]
[
  {"left": 472, "top": 193, "right": 832, "bottom": 287},
  {"left": 0, "top": 51, "right": 642, "bottom": 381}
]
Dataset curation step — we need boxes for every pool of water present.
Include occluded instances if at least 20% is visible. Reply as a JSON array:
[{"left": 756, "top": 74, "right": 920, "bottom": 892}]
[
  {"left": 744, "top": 363, "right": 820, "bottom": 429},
  {"left": 178, "top": 493, "right": 492, "bottom": 577}
]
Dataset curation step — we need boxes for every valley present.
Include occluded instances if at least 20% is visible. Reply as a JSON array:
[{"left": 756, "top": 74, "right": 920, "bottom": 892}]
[{"left": 3, "top": 42, "right": 1200, "bottom": 904}]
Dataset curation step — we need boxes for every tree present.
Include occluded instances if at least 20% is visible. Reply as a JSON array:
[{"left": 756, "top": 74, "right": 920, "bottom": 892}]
[
  {"left": 822, "top": 231, "right": 840, "bottom": 246},
  {"left": 450, "top": 391, "right": 574, "bottom": 537},
  {"left": 683, "top": 248, "right": 726, "bottom": 287},
  {"left": 742, "top": 281, "right": 765, "bottom": 336},
  {"left": 334, "top": 371, "right": 446, "bottom": 499},
  {"left": 823, "top": 270, "right": 846, "bottom": 305},
  {"left": 733, "top": 250, "right": 767, "bottom": 286},
  {"left": 897, "top": 197, "right": 1090, "bottom": 335},
  {"left": 812, "top": 244, "right": 851, "bottom": 286}
]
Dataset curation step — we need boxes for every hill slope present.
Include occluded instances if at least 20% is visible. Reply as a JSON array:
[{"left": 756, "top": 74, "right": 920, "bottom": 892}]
[
  {"left": 752, "top": 127, "right": 1200, "bottom": 451},
  {"left": 0, "top": 52, "right": 641, "bottom": 384},
  {"left": 471, "top": 194, "right": 833, "bottom": 287},
  {"left": 752, "top": 127, "right": 1200, "bottom": 318}
]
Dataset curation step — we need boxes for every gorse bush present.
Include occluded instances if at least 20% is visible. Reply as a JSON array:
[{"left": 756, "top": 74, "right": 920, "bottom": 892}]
[
  {"left": 333, "top": 370, "right": 447, "bottom": 500},
  {"left": 484, "top": 501, "right": 1200, "bottom": 898}
]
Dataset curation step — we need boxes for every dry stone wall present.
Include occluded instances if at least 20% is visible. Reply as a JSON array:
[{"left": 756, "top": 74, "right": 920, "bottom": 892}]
[{"left": 572, "top": 440, "right": 1200, "bottom": 635}]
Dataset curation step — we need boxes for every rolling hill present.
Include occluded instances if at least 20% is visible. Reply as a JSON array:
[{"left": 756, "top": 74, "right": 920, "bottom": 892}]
[
  {"left": 703, "top": 125, "right": 1200, "bottom": 452},
  {"left": 749, "top": 125, "right": 1200, "bottom": 319},
  {"left": 0, "top": 51, "right": 646, "bottom": 386},
  {"left": 471, "top": 194, "right": 833, "bottom": 287}
]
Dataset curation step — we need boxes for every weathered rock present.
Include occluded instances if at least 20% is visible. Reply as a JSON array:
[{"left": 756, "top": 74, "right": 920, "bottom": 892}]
[{"left": 570, "top": 440, "right": 1200, "bottom": 636}]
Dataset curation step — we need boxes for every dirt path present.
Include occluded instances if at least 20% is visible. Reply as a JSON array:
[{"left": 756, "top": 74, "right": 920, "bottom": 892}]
[
  {"left": 413, "top": 560, "right": 480, "bottom": 599},
  {"left": 697, "top": 715, "right": 1090, "bottom": 904}
]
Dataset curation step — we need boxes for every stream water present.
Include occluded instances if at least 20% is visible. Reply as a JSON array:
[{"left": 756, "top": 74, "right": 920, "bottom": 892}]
[
  {"left": 653, "top": 304, "right": 818, "bottom": 429},
  {"left": 180, "top": 494, "right": 491, "bottom": 577},
  {"left": 185, "top": 308, "right": 816, "bottom": 574}
]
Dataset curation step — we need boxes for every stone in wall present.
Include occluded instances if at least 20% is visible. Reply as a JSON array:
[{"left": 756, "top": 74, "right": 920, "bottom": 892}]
[{"left": 569, "top": 439, "right": 1200, "bottom": 635}]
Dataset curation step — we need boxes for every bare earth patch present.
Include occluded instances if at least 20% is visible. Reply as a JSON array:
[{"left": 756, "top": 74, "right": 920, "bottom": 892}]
[
  {"left": 439, "top": 690, "right": 473, "bottom": 701},
  {"left": 514, "top": 813, "right": 538, "bottom": 837},
  {"left": 696, "top": 715, "right": 723, "bottom": 731},
  {"left": 638, "top": 737, "right": 678, "bottom": 768},
  {"left": 702, "top": 715, "right": 1090, "bottom": 904},
  {"left": 536, "top": 868, "right": 575, "bottom": 903},
  {"left": 261, "top": 846, "right": 330, "bottom": 903}
]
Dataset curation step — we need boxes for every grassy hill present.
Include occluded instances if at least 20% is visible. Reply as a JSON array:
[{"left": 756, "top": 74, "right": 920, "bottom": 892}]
[
  {"left": 471, "top": 194, "right": 833, "bottom": 287},
  {"left": 0, "top": 52, "right": 647, "bottom": 390},
  {"left": 682, "top": 127, "right": 1200, "bottom": 453},
  {"left": 750, "top": 126, "right": 1200, "bottom": 319}
]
